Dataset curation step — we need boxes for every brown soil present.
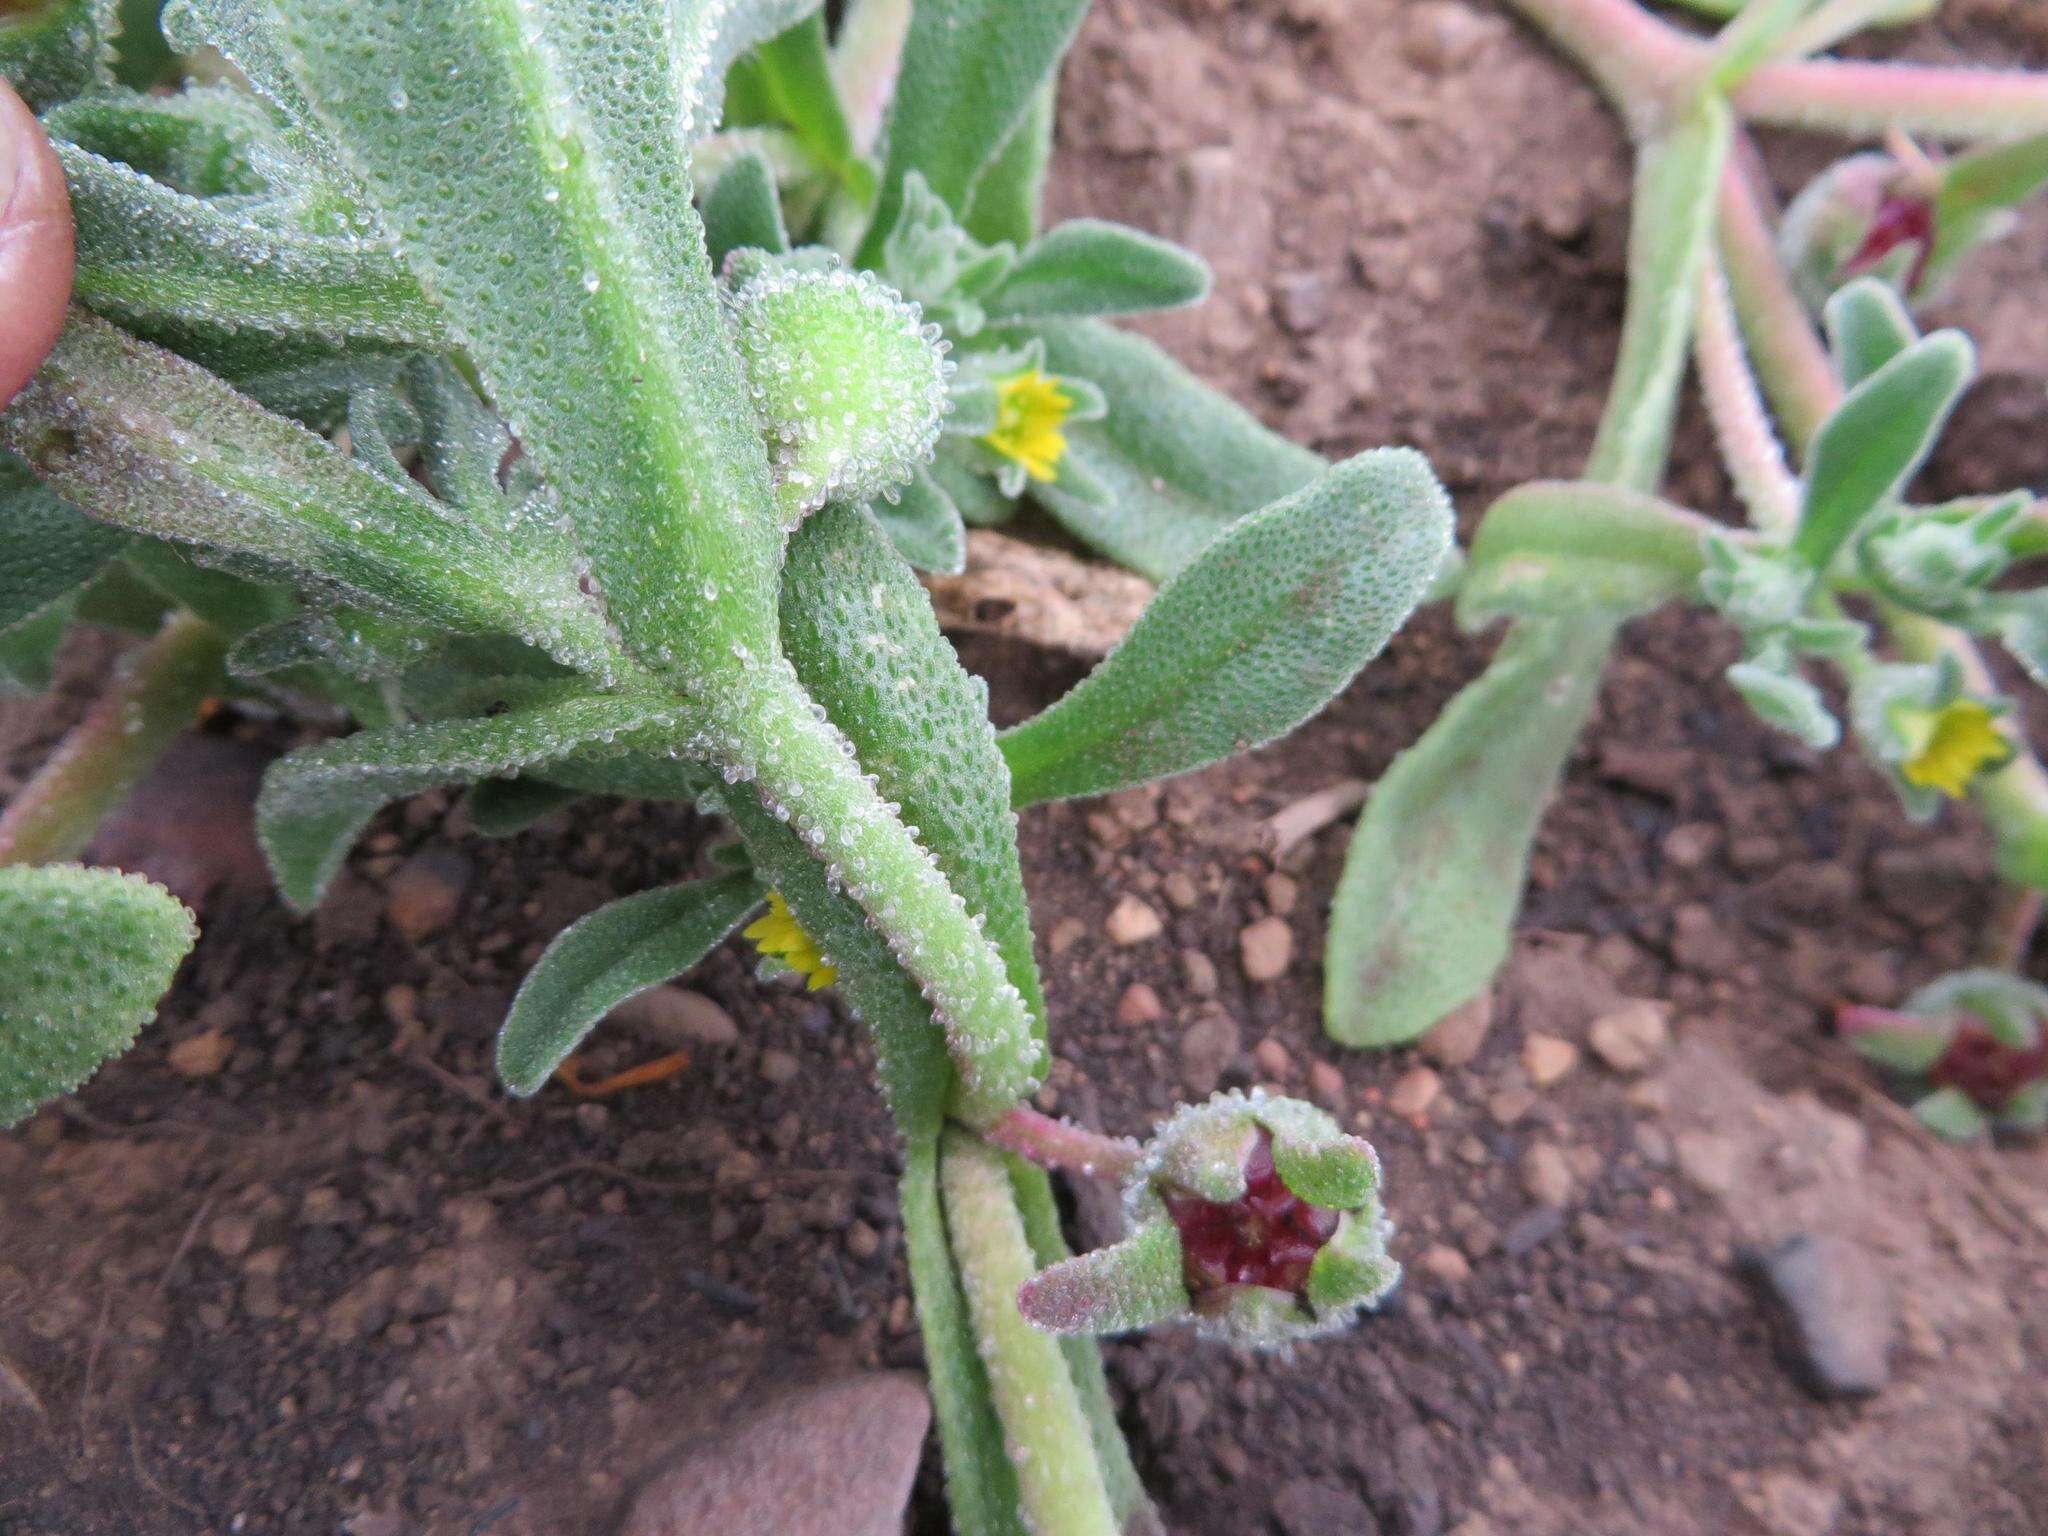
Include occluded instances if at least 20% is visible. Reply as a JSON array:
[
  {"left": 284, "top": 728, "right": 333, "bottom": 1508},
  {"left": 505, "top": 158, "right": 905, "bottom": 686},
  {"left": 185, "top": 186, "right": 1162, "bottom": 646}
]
[{"left": 6, "top": 3, "right": 2048, "bottom": 1534}]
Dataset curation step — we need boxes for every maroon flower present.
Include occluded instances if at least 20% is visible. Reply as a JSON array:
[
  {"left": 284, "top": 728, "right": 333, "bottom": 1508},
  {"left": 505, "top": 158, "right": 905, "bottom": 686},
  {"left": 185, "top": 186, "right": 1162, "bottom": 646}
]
[
  {"left": 1928, "top": 1025, "right": 2048, "bottom": 1111},
  {"left": 1843, "top": 192, "right": 1936, "bottom": 297},
  {"left": 1162, "top": 1129, "right": 1340, "bottom": 1296}
]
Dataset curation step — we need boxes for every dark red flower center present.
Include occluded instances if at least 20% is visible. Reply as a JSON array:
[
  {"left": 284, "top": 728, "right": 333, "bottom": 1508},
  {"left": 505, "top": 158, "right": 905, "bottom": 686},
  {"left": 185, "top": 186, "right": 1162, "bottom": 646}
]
[
  {"left": 1844, "top": 192, "right": 1936, "bottom": 294},
  {"left": 1162, "top": 1130, "right": 1340, "bottom": 1295},
  {"left": 1929, "top": 1024, "right": 2047, "bottom": 1111}
]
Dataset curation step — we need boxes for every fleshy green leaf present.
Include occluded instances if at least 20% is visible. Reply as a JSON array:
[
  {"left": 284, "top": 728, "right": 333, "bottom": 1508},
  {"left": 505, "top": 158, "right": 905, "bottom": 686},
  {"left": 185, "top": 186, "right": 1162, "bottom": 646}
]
[
  {"left": 1025, "top": 318, "right": 1325, "bottom": 580},
  {"left": 0, "top": 0, "right": 114, "bottom": 110},
  {"left": 495, "top": 872, "right": 765, "bottom": 1095},
  {"left": 44, "top": 91, "right": 441, "bottom": 349},
  {"left": 860, "top": 0, "right": 1089, "bottom": 264},
  {"left": 0, "top": 453, "right": 127, "bottom": 637},
  {"left": 256, "top": 689, "right": 692, "bottom": 910},
  {"left": 702, "top": 151, "right": 790, "bottom": 269},
  {"left": 1014, "top": 1218, "right": 1186, "bottom": 1338},
  {"left": 900, "top": 1140, "right": 1028, "bottom": 1536},
  {"left": 873, "top": 467, "right": 968, "bottom": 575},
  {"left": 724, "top": 260, "right": 949, "bottom": 520},
  {"left": 1457, "top": 479, "right": 1710, "bottom": 625},
  {"left": 982, "top": 221, "right": 1209, "bottom": 321},
  {"left": 1931, "top": 131, "right": 2048, "bottom": 281},
  {"left": 0, "top": 864, "right": 197, "bottom": 1128},
  {"left": 1, "top": 317, "right": 628, "bottom": 681},
  {"left": 466, "top": 777, "right": 583, "bottom": 838},
  {"left": 1006, "top": 1158, "right": 1159, "bottom": 1535},
  {"left": 940, "top": 1130, "right": 1122, "bottom": 1536},
  {"left": 778, "top": 501, "right": 1047, "bottom": 1050},
  {"left": 266, "top": 0, "right": 785, "bottom": 673},
  {"left": 723, "top": 13, "right": 869, "bottom": 200},
  {"left": 1823, "top": 278, "right": 1918, "bottom": 390},
  {"left": 1324, "top": 617, "right": 1615, "bottom": 1047},
  {"left": 963, "top": 84, "right": 1052, "bottom": 249},
  {"left": 1000, "top": 448, "right": 1451, "bottom": 805},
  {"left": 1793, "top": 331, "right": 1975, "bottom": 569},
  {"left": 1913, "top": 1084, "right": 1989, "bottom": 1141}
]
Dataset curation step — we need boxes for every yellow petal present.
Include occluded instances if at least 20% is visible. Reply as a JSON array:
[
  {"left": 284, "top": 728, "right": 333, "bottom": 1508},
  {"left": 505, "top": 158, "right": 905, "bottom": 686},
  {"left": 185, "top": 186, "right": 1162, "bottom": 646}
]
[
  {"left": 1900, "top": 700, "right": 2014, "bottom": 799},
  {"left": 984, "top": 368, "right": 1075, "bottom": 484}
]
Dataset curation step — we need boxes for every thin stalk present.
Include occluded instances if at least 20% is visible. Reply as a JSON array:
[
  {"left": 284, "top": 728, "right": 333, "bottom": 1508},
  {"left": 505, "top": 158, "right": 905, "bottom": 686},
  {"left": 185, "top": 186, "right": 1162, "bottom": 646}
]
[
  {"left": 1716, "top": 155, "right": 1837, "bottom": 450},
  {"left": 0, "top": 612, "right": 226, "bottom": 867},
  {"left": 721, "top": 660, "right": 1040, "bottom": 1123},
  {"left": 1737, "top": 57, "right": 2048, "bottom": 142},
  {"left": 1694, "top": 256, "right": 1801, "bottom": 537},
  {"left": 982, "top": 1106, "right": 1140, "bottom": 1181},
  {"left": 939, "top": 1129, "right": 1120, "bottom": 1536},
  {"left": 1980, "top": 883, "right": 2043, "bottom": 972},
  {"left": 1778, "top": 0, "right": 1921, "bottom": 61}
]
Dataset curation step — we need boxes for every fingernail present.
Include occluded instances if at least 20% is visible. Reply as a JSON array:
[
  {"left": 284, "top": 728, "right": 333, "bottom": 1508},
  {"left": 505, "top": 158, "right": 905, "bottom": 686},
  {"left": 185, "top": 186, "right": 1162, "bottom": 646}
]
[{"left": 0, "top": 97, "right": 20, "bottom": 225}]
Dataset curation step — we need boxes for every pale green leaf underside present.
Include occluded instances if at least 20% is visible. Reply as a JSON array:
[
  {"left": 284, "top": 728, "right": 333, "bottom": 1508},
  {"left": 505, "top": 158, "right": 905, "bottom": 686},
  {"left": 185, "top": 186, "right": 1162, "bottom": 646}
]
[
  {"left": 1324, "top": 618, "right": 1616, "bottom": 1048},
  {"left": 0, "top": 864, "right": 197, "bottom": 1127},
  {"left": 1458, "top": 479, "right": 1709, "bottom": 625},
  {"left": 1001, "top": 448, "right": 1452, "bottom": 806},
  {"left": 496, "top": 872, "right": 764, "bottom": 1095},
  {"left": 0, "top": 316, "right": 625, "bottom": 680},
  {"left": 257, "top": 689, "right": 692, "bottom": 910},
  {"left": 266, "top": 0, "right": 782, "bottom": 670}
]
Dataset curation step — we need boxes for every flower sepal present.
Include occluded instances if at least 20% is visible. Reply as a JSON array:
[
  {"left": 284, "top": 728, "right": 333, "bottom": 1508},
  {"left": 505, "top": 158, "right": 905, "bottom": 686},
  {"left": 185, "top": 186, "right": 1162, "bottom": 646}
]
[{"left": 1840, "top": 969, "right": 2048, "bottom": 1139}]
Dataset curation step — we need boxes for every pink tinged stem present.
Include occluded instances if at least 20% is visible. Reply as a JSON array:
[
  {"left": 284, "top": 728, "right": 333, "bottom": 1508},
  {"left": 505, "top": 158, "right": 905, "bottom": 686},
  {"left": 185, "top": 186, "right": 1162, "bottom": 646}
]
[
  {"left": 1694, "top": 256, "right": 1800, "bottom": 537},
  {"left": 1499, "top": 0, "right": 1698, "bottom": 134},
  {"left": 1715, "top": 157, "right": 1840, "bottom": 451},
  {"left": 1738, "top": 58, "right": 2048, "bottom": 143},
  {"left": 981, "top": 1105, "right": 1141, "bottom": 1181},
  {"left": 0, "top": 611, "right": 227, "bottom": 867}
]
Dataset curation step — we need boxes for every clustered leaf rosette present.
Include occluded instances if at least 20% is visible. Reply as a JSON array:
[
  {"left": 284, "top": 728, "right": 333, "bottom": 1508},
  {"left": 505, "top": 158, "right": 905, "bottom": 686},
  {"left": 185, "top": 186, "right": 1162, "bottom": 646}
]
[
  {"left": 1839, "top": 969, "right": 2048, "bottom": 1139},
  {"left": 1017, "top": 1090, "right": 1398, "bottom": 1350}
]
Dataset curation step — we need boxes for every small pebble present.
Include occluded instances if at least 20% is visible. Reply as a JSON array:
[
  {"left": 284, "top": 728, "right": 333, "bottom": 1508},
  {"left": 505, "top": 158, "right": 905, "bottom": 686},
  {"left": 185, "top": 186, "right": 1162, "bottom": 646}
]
[
  {"left": 1106, "top": 896, "right": 1164, "bottom": 946},
  {"left": 1419, "top": 991, "right": 1493, "bottom": 1067},
  {"left": 1387, "top": 1066, "right": 1442, "bottom": 1119},
  {"left": 1740, "top": 1232, "right": 1892, "bottom": 1399},
  {"left": 1308, "top": 1060, "right": 1346, "bottom": 1111},
  {"left": 1588, "top": 1000, "right": 1669, "bottom": 1074},
  {"left": 1521, "top": 1032, "right": 1579, "bottom": 1087},
  {"left": 610, "top": 986, "right": 740, "bottom": 1048},
  {"left": 1418, "top": 1243, "right": 1471, "bottom": 1285},
  {"left": 168, "top": 1030, "right": 233, "bottom": 1078},
  {"left": 758, "top": 1049, "right": 801, "bottom": 1086},
  {"left": 1116, "top": 983, "right": 1165, "bottom": 1026},
  {"left": 1520, "top": 1142, "right": 1573, "bottom": 1207},
  {"left": 1253, "top": 1037, "right": 1293, "bottom": 1080},
  {"left": 1239, "top": 916, "right": 1294, "bottom": 981},
  {"left": 383, "top": 847, "right": 472, "bottom": 943}
]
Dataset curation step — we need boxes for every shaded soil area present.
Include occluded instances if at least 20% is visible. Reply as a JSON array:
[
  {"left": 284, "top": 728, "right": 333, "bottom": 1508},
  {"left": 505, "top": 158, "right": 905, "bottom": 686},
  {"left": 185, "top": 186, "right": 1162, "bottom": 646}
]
[{"left": 6, "top": 2, "right": 2048, "bottom": 1534}]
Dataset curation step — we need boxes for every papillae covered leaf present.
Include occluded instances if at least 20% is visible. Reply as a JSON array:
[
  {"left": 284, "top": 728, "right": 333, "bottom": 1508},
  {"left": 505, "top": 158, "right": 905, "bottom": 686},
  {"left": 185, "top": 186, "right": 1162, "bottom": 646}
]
[
  {"left": 0, "top": 865, "right": 197, "bottom": 1127},
  {"left": 257, "top": 689, "right": 693, "bottom": 910},
  {"left": 496, "top": 872, "right": 765, "bottom": 1096},
  {"left": 1001, "top": 448, "right": 1451, "bottom": 805}
]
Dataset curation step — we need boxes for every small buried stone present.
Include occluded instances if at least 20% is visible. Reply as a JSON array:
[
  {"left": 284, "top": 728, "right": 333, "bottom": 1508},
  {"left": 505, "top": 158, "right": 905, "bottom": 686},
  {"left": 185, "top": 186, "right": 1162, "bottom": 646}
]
[{"left": 1740, "top": 1232, "right": 1892, "bottom": 1399}]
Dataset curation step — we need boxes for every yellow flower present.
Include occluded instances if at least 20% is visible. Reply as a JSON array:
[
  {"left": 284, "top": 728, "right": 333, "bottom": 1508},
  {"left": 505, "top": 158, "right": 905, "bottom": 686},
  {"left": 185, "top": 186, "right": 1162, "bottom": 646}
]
[
  {"left": 744, "top": 892, "right": 837, "bottom": 990},
  {"left": 1897, "top": 699, "right": 2015, "bottom": 798},
  {"left": 984, "top": 368, "right": 1074, "bottom": 483}
]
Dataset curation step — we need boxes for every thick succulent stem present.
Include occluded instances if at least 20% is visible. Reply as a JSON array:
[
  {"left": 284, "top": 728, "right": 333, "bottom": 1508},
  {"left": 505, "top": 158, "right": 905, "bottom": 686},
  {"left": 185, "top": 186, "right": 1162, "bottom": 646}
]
[
  {"left": 982, "top": 1105, "right": 1141, "bottom": 1180},
  {"left": 0, "top": 611, "right": 226, "bottom": 867},
  {"left": 1737, "top": 57, "right": 2048, "bottom": 142},
  {"left": 716, "top": 660, "right": 1040, "bottom": 1123},
  {"left": 1500, "top": 0, "right": 1694, "bottom": 131},
  {"left": 1694, "top": 257, "right": 1800, "bottom": 537},
  {"left": 939, "top": 1128, "right": 1120, "bottom": 1536}
]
